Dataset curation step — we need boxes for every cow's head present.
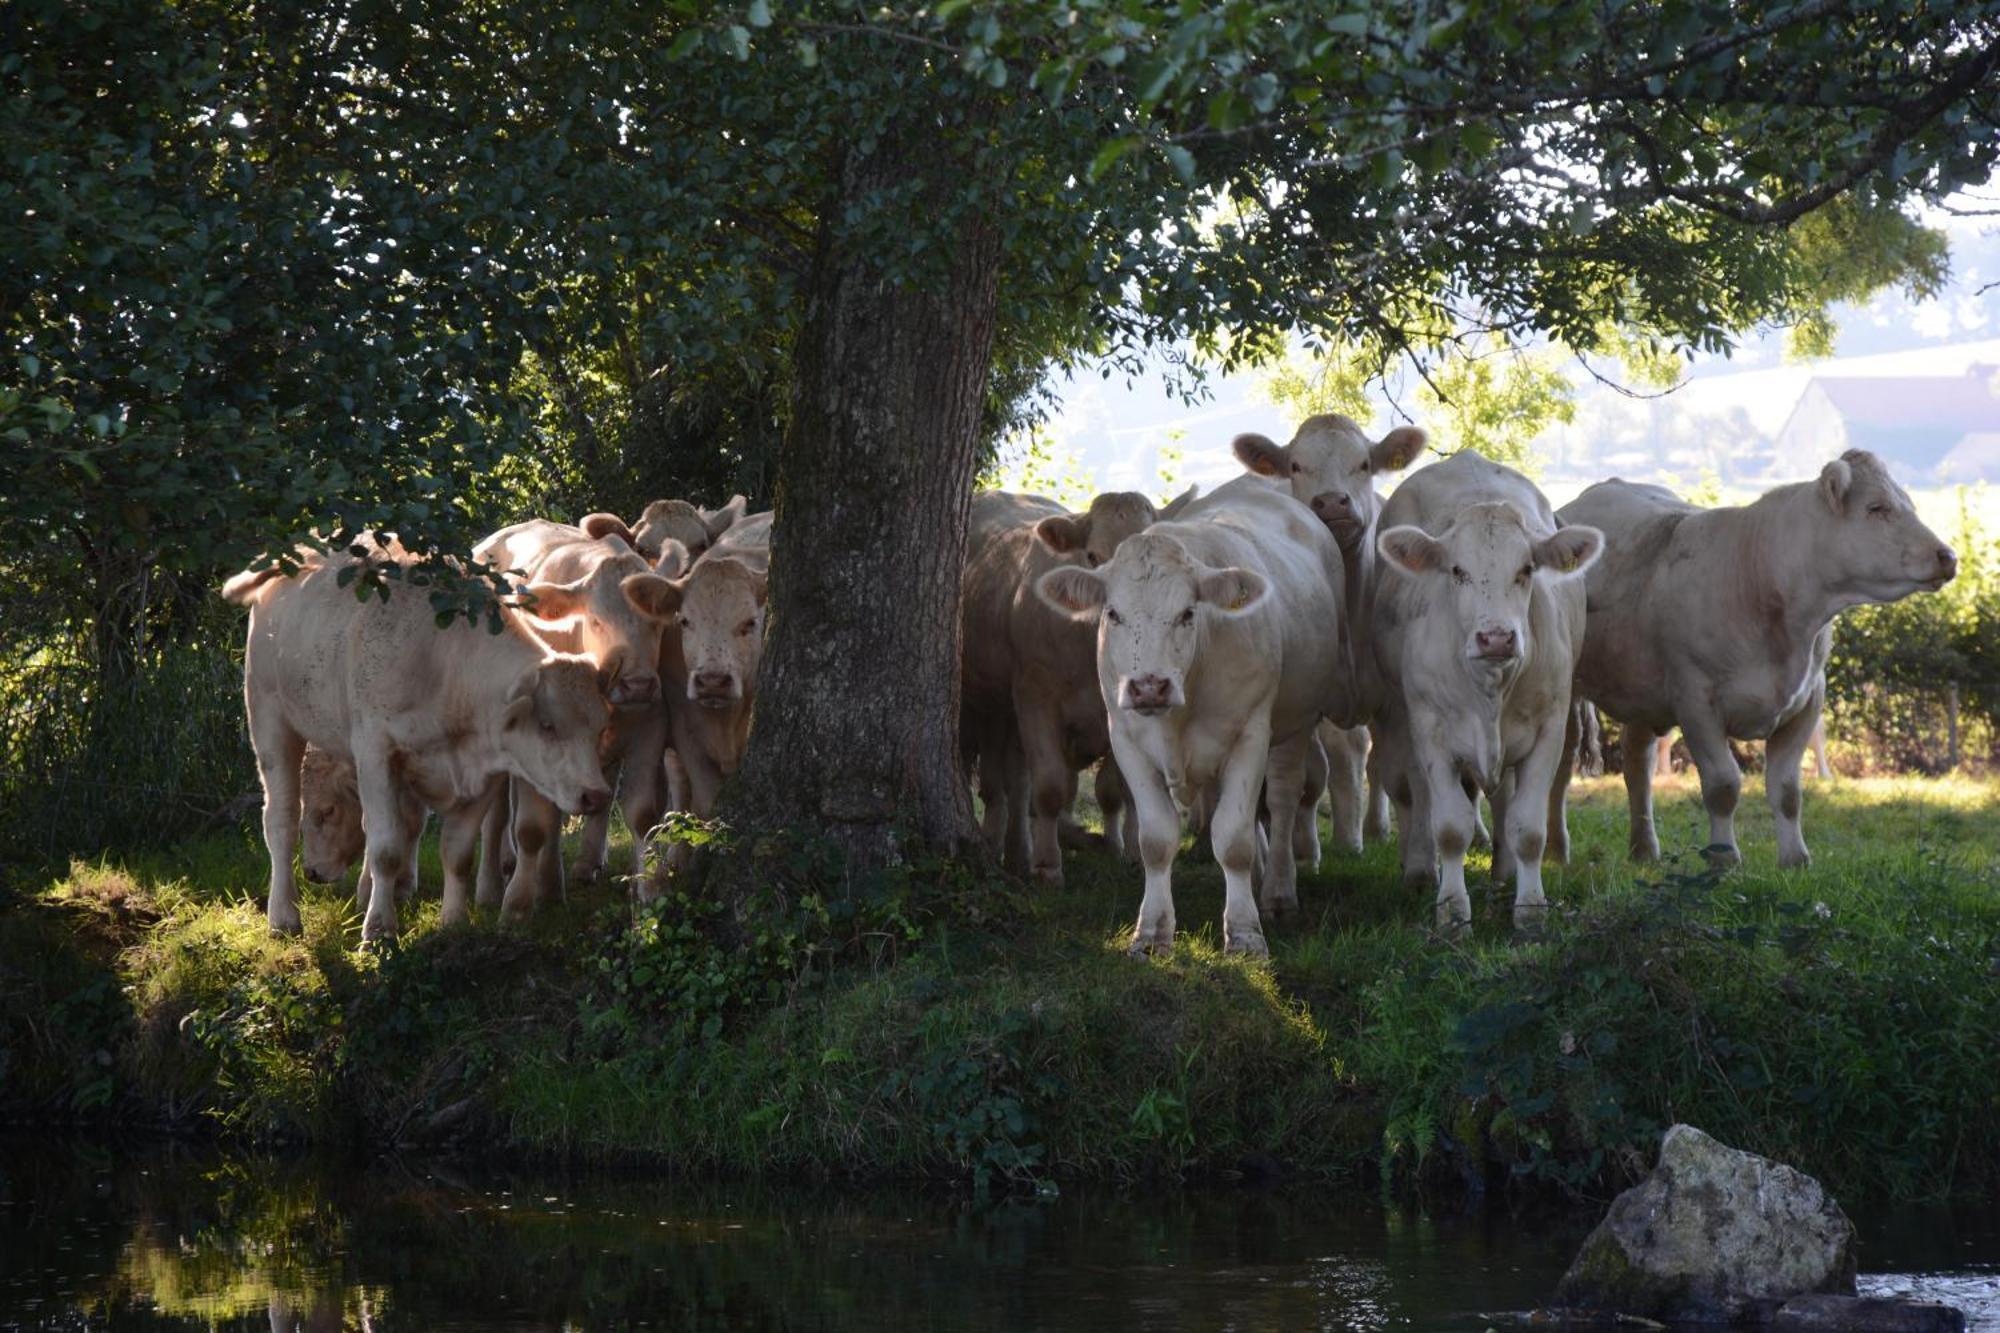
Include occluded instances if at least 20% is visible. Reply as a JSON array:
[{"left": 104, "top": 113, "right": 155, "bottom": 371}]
[
  {"left": 519, "top": 539, "right": 676, "bottom": 708},
  {"left": 1816, "top": 449, "right": 1958, "bottom": 601},
  {"left": 299, "top": 747, "right": 363, "bottom": 885},
  {"left": 1036, "top": 531, "right": 1266, "bottom": 716},
  {"left": 1233, "top": 415, "right": 1426, "bottom": 551},
  {"left": 621, "top": 494, "right": 748, "bottom": 564},
  {"left": 1379, "top": 504, "right": 1601, "bottom": 677},
  {"left": 1033, "top": 490, "right": 1160, "bottom": 569},
  {"left": 501, "top": 655, "right": 613, "bottom": 816},
  {"left": 660, "top": 556, "right": 767, "bottom": 710}
]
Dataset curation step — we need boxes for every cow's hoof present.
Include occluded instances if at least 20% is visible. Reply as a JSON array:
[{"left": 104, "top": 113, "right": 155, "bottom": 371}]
[
  {"left": 1030, "top": 865, "right": 1064, "bottom": 888},
  {"left": 359, "top": 917, "right": 399, "bottom": 945},
  {"left": 1512, "top": 903, "right": 1548, "bottom": 939},
  {"left": 1701, "top": 843, "right": 1742, "bottom": 871},
  {"left": 1431, "top": 909, "right": 1472, "bottom": 941},
  {"left": 1260, "top": 893, "right": 1299, "bottom": 919},
  {"left": 1629, "top": 841, "right": 1661, "bottom": 863},
  {"left": 1223, "top": 931, "right": 1270, "bottom": 960},
  {"left": 1777, "top": 847, "right": 1812, "bottom": 870},
  {"left": 570, "top": 862, "right": 607, "bottom": 886},
  {"left": 1401, "top": 867, "right": 1434, "bottom": 892},
  {"left": 438, "top": 904, "right": 471, "bottom": 929},
  {"left": 1127, "top": 933, "right": 1174, "bottom": 959},
  {"left": 267, "top": 904, "right": 303, "bottom": 937}
]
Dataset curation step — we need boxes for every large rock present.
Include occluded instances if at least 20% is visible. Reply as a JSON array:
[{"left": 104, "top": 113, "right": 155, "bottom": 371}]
[{"left": 1554, "top": 1124, "right": 1857, "bottom": 1324}]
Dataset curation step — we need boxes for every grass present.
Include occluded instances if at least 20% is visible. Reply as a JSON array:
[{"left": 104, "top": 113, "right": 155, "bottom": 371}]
[{"left": 2, "top": 771, "right": 1996, "bottom": 1202}]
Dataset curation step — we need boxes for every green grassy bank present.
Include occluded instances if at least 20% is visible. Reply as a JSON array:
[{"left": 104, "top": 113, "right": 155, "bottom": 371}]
[{"left": 3, "top": 775, "right": 1997, "bottom": 1201}]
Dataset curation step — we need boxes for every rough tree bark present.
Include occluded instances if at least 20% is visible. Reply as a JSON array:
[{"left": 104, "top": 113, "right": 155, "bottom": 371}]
[{"left": 717, "top": 119, "right": 1000, "bottom": 869}]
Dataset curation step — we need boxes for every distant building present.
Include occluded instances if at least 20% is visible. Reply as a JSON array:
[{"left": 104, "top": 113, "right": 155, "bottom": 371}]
[{"left": 1771, "top": 364, "right": 2000, "bottom": 483}]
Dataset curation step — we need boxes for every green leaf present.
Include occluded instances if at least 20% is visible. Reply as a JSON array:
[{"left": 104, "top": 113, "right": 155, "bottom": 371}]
[
  {"left": 725, "top": 24, "right": 751, "bottom": 60},
  {"left": 1163, "top": 143, "right": 1195, "bottom": 183},
  {"left": 1088, "top": 136, "right": 1138, "bottom": 181},
  {"left": 746, "top": 0, "right": 771, "bottom": 28}
]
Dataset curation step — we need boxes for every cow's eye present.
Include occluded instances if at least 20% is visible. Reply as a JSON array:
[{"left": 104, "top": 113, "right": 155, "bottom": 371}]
[
  {"left": 1105, "top": 608, "right": 1123, "bottom": 625},
  {"left": 1085, "top": 552, "right": 1102, "bottom": 568},
  {"left": 676, "top": 615, "right": 690, "bottom": 629},
  {"left": 539, "top": 719, "right": 556, "bottom": 735},
  {"left": 1867, "top": 502, "right": 1889, "bottom": 517},
  {"left": 1290, "top": 461, "right": 1302, "bottom": 474},
  {"left": 1359, "top": 462, "right": 1371, "bottom": 474},
  {"left": 1518, "top": 564, "right": 1534, "bottom": 582},
  {"left": 1451, "top": 565, "right": 1469, "bottom": 584},
  {"left": 737, "top": 619, "right": 756, "bottom": 636},
  {"left": 1175, "top": 608, "right": 1195, "bottom": 627}
]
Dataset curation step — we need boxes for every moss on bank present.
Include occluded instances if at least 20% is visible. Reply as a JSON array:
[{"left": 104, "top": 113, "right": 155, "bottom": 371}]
[{"left": 2, "top": 776, "right": 1997, "bottom": 1200}]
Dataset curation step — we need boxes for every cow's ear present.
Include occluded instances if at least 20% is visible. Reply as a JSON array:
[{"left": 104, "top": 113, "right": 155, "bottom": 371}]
[
  {"left": 652, "top": 538, "right": 691, "bottom": 581},
  {"left": 1378, "top": 525, "right": 1446, "bottom": 576},
  {"left": 504, "top": 669, "right": 539, "bottom": 729},
  {"left": 1195, "top": 566, "right": 1268, "bottom": 616},
  {"left": 1158, "top": 483, "right": 1200, "bottom": 519},
  {"left": 1534, "top": 525, "right": 1603, "bottom": 579},
  {"left": 621, "top": 573, "right": 679, "bottom": 621},
  {"left": 1036, "top": 566, "right": 1107, "bottom": 618},
  {"left": 708, "top": 556, "right": 768, "bottom": 605},
  {"left": 1819, "top": 458, "right": 1854, "bottom": 515},
  {"left": 1035, "top": 513, "right": 1090, "bottom": 554},
  {"left": 1233, "top": 432, "right": 1289, "bottom": 478},
  {"left": 521, "top": 576, "right": 591, "bottom": 621},
  {"left": 1372, "top": 426, "right": 1426, "bottom": 473},
  {"left": 704, "top": 494, "right": 748, "bottom": 539},
  {"left": 581, "top": 512, "right": 635, "bottom": 546}
]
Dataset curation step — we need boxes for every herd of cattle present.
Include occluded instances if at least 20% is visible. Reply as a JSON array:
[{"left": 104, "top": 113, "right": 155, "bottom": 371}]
[{"left": 223, "top": 415, "right": 1958, "bottom": 954}]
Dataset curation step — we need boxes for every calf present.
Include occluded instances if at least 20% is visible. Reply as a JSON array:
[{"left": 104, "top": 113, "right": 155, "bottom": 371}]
[
  {"left": 224, "top": 540, "right": 611, "bottom": 941},
  {"left": 582, "top": 494, "right": 747, "bottom": 565},
  {"left": 299, "top": 746, "right": 426, "bottom": 910},
  {"left": 1369, "top": 453, "right": 1602, "bottom": 933},
  {"left": 657, "top": 512, "right": 772, "bottom": 857},
  {"left": 1037, "top": 477, "right": 1349, "bottom": 957},
  {"left": 471, "top": 520, "right": 679, "bottom": 917},
  {"left": 1557, "top": 450, "right": 1953, "bottom": 868}
]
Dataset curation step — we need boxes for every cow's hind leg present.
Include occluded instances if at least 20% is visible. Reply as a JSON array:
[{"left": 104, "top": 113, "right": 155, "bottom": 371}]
[
  {"left": 1260, "top": 731, "right": 1308, "bottom": 919},
  {"left": 1621, "top": 720, "right": 1662, "bottom": 862},
  {"left": 1095, "top": 758, "right": 1140, "bottom": 863},
  {"left": 1765, "top": 683, "right": 1822, "bottom": 869},
  {"left": 250, "top": 718, "right": 308, "bottom": 936},
  {"left": 1546, "top": 701, "right": 1581, "bottom": 866},
  {"left": 437, "top": 802, "right": 484, "bottom": 928},
  {"left": 354, "top": 750, "right": 417, "bottom": 943},
  {"left": 1293, "top": 728, "right": 1326, "bottom": 871},
  {"left": 502, "top": 780, "right": 561, "bottom": 924}
]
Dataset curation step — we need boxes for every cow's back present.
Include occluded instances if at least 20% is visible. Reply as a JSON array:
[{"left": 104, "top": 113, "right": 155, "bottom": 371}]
[{"left": 1559, "top": 480, "right": 1698, "bottom": 724}]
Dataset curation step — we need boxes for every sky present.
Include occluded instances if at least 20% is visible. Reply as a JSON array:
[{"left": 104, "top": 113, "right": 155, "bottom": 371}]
[{"left": 1002, "top": 203, "right": 2000, "bottom": 502}]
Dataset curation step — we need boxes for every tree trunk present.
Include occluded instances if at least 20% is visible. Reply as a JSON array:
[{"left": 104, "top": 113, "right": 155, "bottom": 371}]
[{"left": 719, "top": 122, "right": 1000, "bottom": 869}]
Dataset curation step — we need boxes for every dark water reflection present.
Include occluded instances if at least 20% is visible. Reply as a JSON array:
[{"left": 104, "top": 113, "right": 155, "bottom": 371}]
[{"left": 0, "top": 1140, "right": 1993, "bottom": 1331}]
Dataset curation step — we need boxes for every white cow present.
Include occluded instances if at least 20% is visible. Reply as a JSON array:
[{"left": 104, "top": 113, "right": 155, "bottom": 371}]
[
  {"left": 224, "top": 540, "right": 612, "bottom": 941},
  {"left": 471, "top": 520, "right": 679, "bottom": 917},
  {"left": 1369, "top": 453, "right": 1602, "bottom": 933},
  {"left": 658, "top": 511, "right": 772, "bottom": 848},
  {"left": 1556, "top": 450, "right": 1955, "bottom": 868},
  {"left": 960, "top": 489, "right": 1163, "bottom": 882},
  {"left": 1233, "top": 414, "right": 1425, "bottom": 845},
  {"left": 1037, "top": 477, "right": 1349, "bottom": 957}
]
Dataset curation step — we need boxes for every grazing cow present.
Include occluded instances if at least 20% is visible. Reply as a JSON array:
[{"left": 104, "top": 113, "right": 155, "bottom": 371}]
[
  {"left": 298, "top": 746, "right": 426, "bottom": 909},
  {"left": 582, "top": 494, "right": 747, "bottom": 565},
  {"left": 1233, "top": 414, "right": 1426, "bottom": 841},
  {"left": 1037, "top": 477, "right": 1349, "bottom": 957},
  {"left": 658, "top": 511, "right": 772, "bottom": 845},
  {"left": 960, "top": 489, "right": 1164, "bottom": 882},
  {"left": 1369, "top": 453, "right": 1602, "bottom": 933},
  {"left": 471, "top": 520, "right": 680, "bottom": 916},
  {"left": 224, "top": 540, "right": 612, "bottom": 941},
  {"left": 1556, "top": 450, "right": 1954, "bottom": 868}
]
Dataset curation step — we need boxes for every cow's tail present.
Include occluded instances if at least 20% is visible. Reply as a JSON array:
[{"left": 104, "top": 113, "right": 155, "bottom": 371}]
[{"left": 220, "top": 565, "right": 288, "bottom": 605}]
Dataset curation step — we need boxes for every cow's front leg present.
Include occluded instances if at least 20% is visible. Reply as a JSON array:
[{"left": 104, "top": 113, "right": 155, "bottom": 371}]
[
  {"left": 1620, "top": 719, "right": 1662, "bottom": 861},
  {"left": 1111, "top": 729, "right": 1181, "bottom": 955},
  {"left": 1764, "top": 681, "right": 1822, "bottom": 869},
  {"left": 250, "top": 720, "right": 307, "bottom": 936},
  {"left": 1212, "top": 723, "right": 1273, "bottom": 958},
  {"left": 437, "top": 800, "right": 486, "bottom": 928},
  {"left": 1324, "top": 726, "right": 1367, "bottom": 855},
  {"left": 502, "top": 780, "right": 561, "bottom": 923},
  {"left": 1259, "top": 730, "right": 1308, "bottom": 918},
  {"left": 354, "top": 750, "right": 417, "bottom": 943},
  {"left": 475, "top": 787, "right": 512, "bottom": 911},
  {"left": 1411, "top": 712, "right": 1475, "bottom": 935},
  {"left": 1293, "top": 728, "right": 1327, "bottom": 871},
  {"left": 1094, "top": 757, "right": 1140, "bottom": 863},
  {"left": 1677, "top": 706, "right": 1743, "bottom": 868}
]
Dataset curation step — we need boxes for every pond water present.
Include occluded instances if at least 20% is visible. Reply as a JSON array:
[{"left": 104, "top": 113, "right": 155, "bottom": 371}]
[{"left": 0, "top": 1140, "right": 1994, "bottom": 1331}]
